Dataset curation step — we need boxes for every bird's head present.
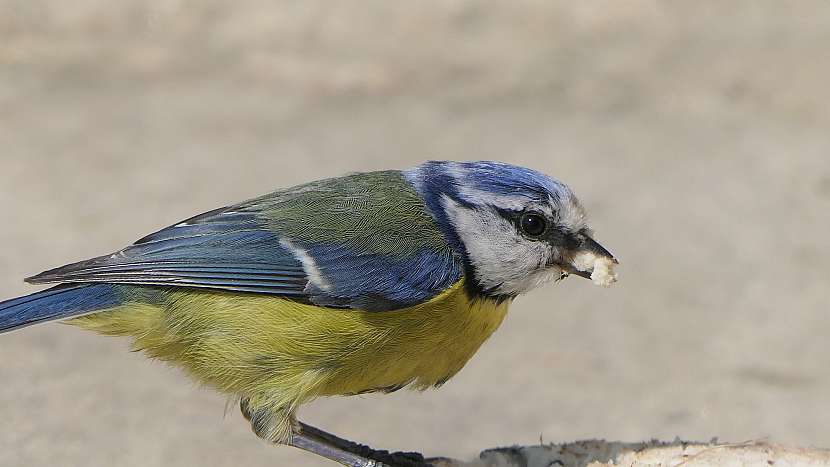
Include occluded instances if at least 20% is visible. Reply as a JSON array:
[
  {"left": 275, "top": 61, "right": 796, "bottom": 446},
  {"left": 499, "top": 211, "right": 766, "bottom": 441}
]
[{"left": 406, "top": 161, "right": 617, "bottom": 300}]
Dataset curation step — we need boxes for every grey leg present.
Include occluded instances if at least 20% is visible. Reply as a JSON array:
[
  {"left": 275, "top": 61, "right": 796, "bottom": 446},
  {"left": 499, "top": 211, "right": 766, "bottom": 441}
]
[
  {"left": 294, "top": 422, "right": 429, "bottom": 467},
  {"left": 240, "top": 398, "right": 429, "bottom": 466},
  {"left": 289, "top": 429, "right": 384, "bottom": 467}
]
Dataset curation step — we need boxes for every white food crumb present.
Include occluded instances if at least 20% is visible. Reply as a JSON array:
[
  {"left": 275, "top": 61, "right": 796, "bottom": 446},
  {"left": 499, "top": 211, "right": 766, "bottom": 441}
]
[
  {"left": 571, "top": 251, "right": 618, "bottom": 287},
  {"left": 590, "top": 257, "right": 618, "bottom": 287}
]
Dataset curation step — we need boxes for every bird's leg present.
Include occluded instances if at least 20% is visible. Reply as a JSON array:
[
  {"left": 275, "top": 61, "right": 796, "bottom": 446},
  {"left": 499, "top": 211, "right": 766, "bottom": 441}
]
[
  {"left": 293, "top": 421, "right": 428, "bottom": 467},
  {"left": 240, "top": 398, "right": 427, "bottom": 466},
  {"left": 288, "top": 427, "right": 383, "bottom": 467}
]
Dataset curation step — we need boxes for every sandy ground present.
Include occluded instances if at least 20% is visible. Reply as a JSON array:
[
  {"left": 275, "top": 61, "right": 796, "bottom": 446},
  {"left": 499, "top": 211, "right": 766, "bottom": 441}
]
[{"left": 1, "top": 2, "right": 829, "bottom": 466}]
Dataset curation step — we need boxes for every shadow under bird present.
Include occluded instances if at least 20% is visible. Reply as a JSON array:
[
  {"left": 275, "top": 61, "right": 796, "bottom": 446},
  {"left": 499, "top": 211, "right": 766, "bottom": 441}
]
[{"left": 0, "top": 161, "right": 618, "bottom": 466}]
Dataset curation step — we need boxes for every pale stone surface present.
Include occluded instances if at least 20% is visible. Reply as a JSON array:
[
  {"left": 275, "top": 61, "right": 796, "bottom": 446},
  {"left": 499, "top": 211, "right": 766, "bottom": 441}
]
[{"left": 473, "top": 440, "right": 830, "bottom": 467}]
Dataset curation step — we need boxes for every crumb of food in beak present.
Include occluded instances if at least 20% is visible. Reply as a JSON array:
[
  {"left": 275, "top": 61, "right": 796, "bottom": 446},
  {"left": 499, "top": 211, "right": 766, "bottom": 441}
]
[
  {"left": 590, "top": 257, "right": 618, "bottom": 287},
  {"left": 571, "top": 252, "right": 619, "bottom": 287}
]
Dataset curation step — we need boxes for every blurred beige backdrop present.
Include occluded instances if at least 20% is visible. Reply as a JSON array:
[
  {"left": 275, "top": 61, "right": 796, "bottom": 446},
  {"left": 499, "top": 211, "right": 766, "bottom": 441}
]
[{"left": 1, "top": 1, "right": 829, "bottom": 466}]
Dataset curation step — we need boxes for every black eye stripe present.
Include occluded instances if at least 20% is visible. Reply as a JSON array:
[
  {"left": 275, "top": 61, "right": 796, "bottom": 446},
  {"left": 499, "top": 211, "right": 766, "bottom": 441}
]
[{"left": 492, "top": 208, "right": 554, "bottom": 237}]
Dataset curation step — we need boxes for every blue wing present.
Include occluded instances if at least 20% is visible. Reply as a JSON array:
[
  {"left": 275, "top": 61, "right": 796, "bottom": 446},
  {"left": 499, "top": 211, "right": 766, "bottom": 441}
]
[
  {"left": 26, "top": 206, "right": 312, "bottom": 298},
  {"left": 26, "top": 191, "right": 463, "bottom": 311}
]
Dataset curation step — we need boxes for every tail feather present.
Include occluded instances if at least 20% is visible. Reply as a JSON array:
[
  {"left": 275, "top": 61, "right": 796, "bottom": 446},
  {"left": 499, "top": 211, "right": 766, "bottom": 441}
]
[{"left": 0, "top": 284, "right": 121, "bottom": 334}]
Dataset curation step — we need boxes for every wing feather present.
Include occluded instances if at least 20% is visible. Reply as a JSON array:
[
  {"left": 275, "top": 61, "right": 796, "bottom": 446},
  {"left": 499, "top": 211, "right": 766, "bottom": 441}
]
[
  {"left": 25, "top": 171, "right": 463, "bottom": 311},
  {"left": 26, "top": 208, "right": 310, "bottom": 297}
]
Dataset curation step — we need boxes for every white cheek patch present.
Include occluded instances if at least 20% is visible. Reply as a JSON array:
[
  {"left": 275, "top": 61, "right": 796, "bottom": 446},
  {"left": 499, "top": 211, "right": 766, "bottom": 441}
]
[
  {"left": 442, "top": 196, "right": 556, "bottom": 296},
  {"left": 279, "top": 238, "right": 331, "bottom": 292}
]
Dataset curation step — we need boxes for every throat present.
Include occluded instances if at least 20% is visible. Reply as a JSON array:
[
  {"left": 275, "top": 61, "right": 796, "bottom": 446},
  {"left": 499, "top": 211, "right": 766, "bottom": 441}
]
[{"left": 462, "top": 263, "right": 518, "bottom": 305}]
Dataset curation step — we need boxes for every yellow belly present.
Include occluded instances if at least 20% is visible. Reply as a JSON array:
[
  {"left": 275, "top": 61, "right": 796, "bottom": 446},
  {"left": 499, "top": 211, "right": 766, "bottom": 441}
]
[{"left": 70, "top": 279, "right": 508, "bottom": 411}]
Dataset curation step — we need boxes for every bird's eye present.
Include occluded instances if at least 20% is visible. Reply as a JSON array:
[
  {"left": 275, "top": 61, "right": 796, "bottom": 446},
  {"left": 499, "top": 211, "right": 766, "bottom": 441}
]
[{"left": 519, "top": 213, "right": 547, "bottom": 237}]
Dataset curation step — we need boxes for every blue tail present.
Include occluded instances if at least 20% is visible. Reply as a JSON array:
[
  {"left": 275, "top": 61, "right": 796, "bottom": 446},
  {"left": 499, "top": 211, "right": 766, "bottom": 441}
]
[{"left": 0, "top": 284, "right": 122, "bottom": 334}]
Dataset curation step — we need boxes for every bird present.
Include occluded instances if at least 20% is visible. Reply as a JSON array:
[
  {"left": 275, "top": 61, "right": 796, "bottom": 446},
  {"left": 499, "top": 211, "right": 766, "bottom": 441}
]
[{"left": 0, "top": 160, "right": 617, "bottom": 466}]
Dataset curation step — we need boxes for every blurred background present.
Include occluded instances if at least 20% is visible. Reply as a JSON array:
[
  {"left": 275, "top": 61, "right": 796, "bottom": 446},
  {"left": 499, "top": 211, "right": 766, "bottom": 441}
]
[{"left": 1, "top": 1, "right": 828, "bottom": 466}]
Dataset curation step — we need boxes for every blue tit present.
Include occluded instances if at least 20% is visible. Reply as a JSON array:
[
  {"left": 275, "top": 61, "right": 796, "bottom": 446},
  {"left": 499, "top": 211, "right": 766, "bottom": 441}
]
[{"left": 0, "top": 160, "right": 617, "bottom": 466}]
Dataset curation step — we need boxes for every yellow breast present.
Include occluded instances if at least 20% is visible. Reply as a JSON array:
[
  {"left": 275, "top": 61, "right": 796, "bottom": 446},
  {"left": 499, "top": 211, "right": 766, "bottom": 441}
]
[{"left": 71, "top": 279, "right": 509, "bottom": 409}]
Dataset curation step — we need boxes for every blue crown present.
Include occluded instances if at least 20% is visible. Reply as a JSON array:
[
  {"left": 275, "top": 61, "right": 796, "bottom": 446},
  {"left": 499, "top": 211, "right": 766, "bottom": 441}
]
[{"left": 406, "top": 160, "right": 574, "bottom": 208}]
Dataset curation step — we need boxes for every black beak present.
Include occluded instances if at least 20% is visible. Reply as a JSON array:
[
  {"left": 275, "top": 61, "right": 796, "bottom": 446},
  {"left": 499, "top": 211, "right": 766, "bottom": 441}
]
[{"left": 580, "top": 235, "right": 618, "bottom": 264}]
